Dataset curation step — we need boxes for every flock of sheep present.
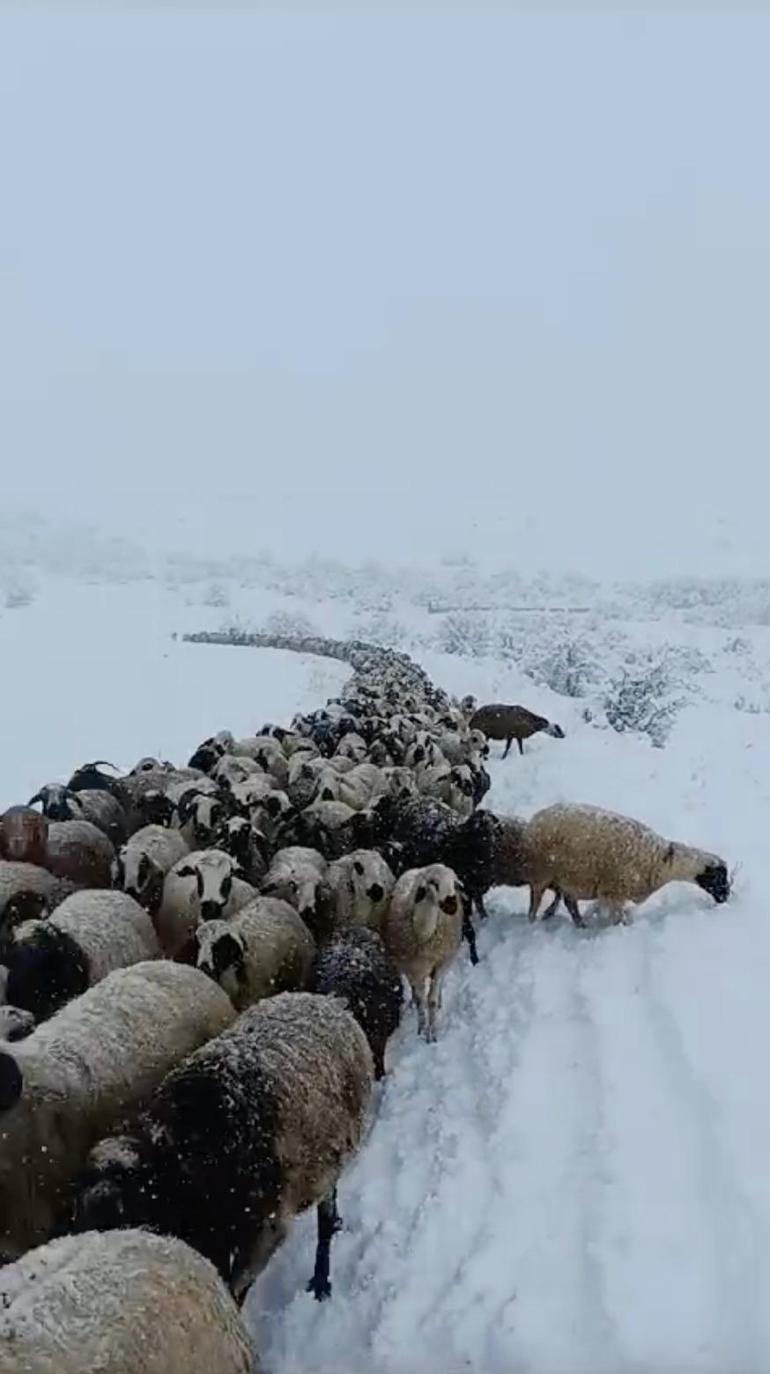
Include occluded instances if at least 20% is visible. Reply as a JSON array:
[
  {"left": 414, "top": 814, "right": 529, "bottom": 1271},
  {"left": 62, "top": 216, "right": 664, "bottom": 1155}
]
[{"left": 0, "top": 641, "right": 732, "bottom": 1374}]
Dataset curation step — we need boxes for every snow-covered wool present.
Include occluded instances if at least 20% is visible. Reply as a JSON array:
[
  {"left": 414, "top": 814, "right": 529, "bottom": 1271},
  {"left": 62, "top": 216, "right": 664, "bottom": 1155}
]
[
  {"left": 0, "top": 891, "right": 160, "bottom": 1022},
  {"left": 370, "top": 795, "right": 503, "bottom": 922},
  {"left": 212, "top": 752, "right": 267, "bottom": 792},
  {"left": 333, "top": 732, "right": 368, "bottom": 763},
  {"left": 0, "top": 1229, "right": 258, "bottom": 1374},
  {"left": 0, "top": 960, "right": 235, "bottom": 1259},
  {"left": 0, "top": 862, "right": 74, "bottom": 935},
  {"left": 326, "top": 849, "right": 395, "bottom": 936},
  {"left": 417, "top": 762, "right": 475, "bottom": 818},
  {"left": 522, "top": 802, "right": 730, "bottom": 926},
  {"left": 29, "top": 784, "right": 128, "bottom": 846},
  {"left": 382, "top": 765, "right": 419, "bottom": 800},
  {"left": 431, "top": 726, "right": 489, "bottom": 766},
  {"left": 0, "top": 1005, "right": 35, "bottom": 1041},
  {"left": 156, "top": 850, "right": 256, "bottom": 959},
  {"left": 262, "top": 846, "right": 333, "bottom": 941},
  {"left": 44, "top": 818, "right": 116, "bottom": 888},
  {"left": 229, "top": 736, "right": 289, "bottom": 789},
  {"left": 383, "top": 863, "right": 464, "bottom": 1042},
  {"left": 195, "top": 896, "right": 314, "bottom": 1010},
  {"left": 309, "top": 926, "right": 403, "bottom": 1079},
  {"left": 112, "top": 823, "right": 190, "bottom": 915},
  {"left": 70, "top": 992, "right": 374, "bottom": 1303}
]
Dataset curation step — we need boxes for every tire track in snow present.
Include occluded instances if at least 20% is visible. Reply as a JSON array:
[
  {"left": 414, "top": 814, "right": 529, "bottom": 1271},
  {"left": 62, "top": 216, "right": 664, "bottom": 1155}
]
[
  {"left": 580, "top": 921, "right": 761, "bottom": 1372},
  {"left": 636, "top": 931, "right": 763, "bottom": 1372}
]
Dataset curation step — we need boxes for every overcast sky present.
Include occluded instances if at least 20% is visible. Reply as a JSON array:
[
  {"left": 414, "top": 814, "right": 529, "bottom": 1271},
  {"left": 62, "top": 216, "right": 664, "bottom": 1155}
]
[{"left": 2, "top": 11, "right": 769, "bottom": 577}]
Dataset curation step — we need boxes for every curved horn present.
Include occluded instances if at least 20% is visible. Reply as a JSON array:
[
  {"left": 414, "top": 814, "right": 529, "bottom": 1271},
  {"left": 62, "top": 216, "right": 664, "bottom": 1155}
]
[{"left": 27, "top": 791, "right": 45, "bottom": 807}]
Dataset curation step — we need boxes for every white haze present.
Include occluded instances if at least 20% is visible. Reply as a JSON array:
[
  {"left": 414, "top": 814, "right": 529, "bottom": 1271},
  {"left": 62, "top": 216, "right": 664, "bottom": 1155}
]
[{"left": 2, "top": 11, "right": 769, "bottom": 578}]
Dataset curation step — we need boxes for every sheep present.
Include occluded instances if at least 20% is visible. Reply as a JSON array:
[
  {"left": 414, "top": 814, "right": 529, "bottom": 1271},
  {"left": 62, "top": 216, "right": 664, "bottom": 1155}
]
[
  {"left": 0, "top": 891, "right": 160, "bottom": 1022},
  {"left": 369, "top": 794, "right": 503, "bottom": 921},
  {"left": 326, "top": 849, "right": 395, "bottom": 935},
  {"left": 418, "top": 762, "right": 475, "bottom": 818},
  {"left": 333, "top": 732, "right": 368, "bottom": 764},
  {"left": 0, "top": 862, "right": 75, "bottom": 935},
  {"left": 0, "top": 959, "right": 235, "bottom": 1259},
  {"left": 172, "top": 786, "right": 229, "bottom": 848},
  {"left": 156, "top": 850, "right": 257, "bottom": 959},
  {"left": 433, "top": 726, "right": 489, "bottom": 766},
  {"left": 403, "top": 732, "right": 444, "bottom": 770},
  {"left": 0, "top": 1004, "right": 35, "bottom": 1041},
  {"left": 0, "top": 806, "right": 49, "bottom": 866},
  {"left": 382, "top": 765, "right": 419, "bottom": 801},
  {"left": 470, "top": 702, "right": 565, "bottom": 758},
  {"left": 262, "top": 846, "right": 333, "bottom": 940},
  {"left": 230, "top": 736, "right": 289, "bottom": 789},
  {"left": 29, "top": 783, "right": 128, "bottom": 846},
  {"left": 308, "top": 926, "right": 403, "bottom": 1079},
  {"left": 70, "top": 991, "right": 374, "bottom": 1303},
  {"left": 44, "top": 818, "right": 116, "bottom": 888},
  {"left": 521, "top": 802, "right": 730, "bottom": 926},
  {"left": 0, "top": 1228, "right": 258, "bottom": 1374},
  {"left": 117, "top": 765, "right": 207, "bottom": 833},
  {"left": 215, "top": 815, "right": 270, "bottom": 886},
  {"left": 383, "top": 862, "right": 464, "bottom": 1041},
  {"left": 276, "top": 799, "right": 360, "bottom": 862},
  {"left": 194, "top": 896, "right": 315, "bottom": 1010},
  {"left": 112, "top": 823, "right": 190, "bottom": 914},
  {"left": 212, "top": 752, "right": 265, "bottom": 790}
]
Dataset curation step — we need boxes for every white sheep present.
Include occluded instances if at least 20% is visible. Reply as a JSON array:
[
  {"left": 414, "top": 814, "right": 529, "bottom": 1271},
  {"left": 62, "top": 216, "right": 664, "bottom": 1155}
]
[
  {"left": 156, "top": 849, "right": 257, "bottom": 959},
  {"left": 262, "top": 845, "right": 332, "bottom": 940},
  {"left": 0, "top": 959, "right": 235, "bottom": 1259},
  {"left": 112, "top": 823, "right": 189, "bottom": 914},
  {"left": 194, "top": 895, "right": 315, "bottom": 1010},
  {"left": 0, "top": 861, "right": 74, "bottom": 932},
  {"left": 333, "top": 732, "right": 368, "bottom": 763},
  {"left": 522, "top": 802, "right": 731, "bottom": 926},
  {"left": 417, "top": 761, "right": 475, "bottom": 817},
  {"left": 383, "top": 862, "right": 464, "bottom": 1042},
  {"left": 0, "top": 890, "right": 160, "bottom": 1022},
  {"left": 0, "top": 1228, "right": 258, "bottom": 1374},
  {"left": 327, "top": 849, "right": 395, "bottom": 935}
]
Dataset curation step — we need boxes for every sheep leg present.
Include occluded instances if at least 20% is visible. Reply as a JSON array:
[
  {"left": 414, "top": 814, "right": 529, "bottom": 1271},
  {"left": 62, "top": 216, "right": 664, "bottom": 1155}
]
[
  {"left": 502, "top": 737, "right": 512, "bottom": 759},
  {"left": 410, "top": 976, "right": 431, "bottom": 1039},
  {"left": 475, "top": 892, "right": 489, "bottom": 920},
  {"left": 307, "top": 1190, "right": 339, "bottom": 1301},
  {"left": 462, "top": 907, "right": 479, "bottom": 965},
  {"left": 517, "top": 738, "right": 524, "bottom": 756},
  {"left": 541, "top": 888, "right": 562, "bottom": 920},
  {"left": 426, "top": 970, "right": 444, "bottom": 1041},
  {"left": 564, "top": 893, "right": 586, "bottom": 928},
  {"left": 528, "top": 883, "right": 547, "bottom": 922}
]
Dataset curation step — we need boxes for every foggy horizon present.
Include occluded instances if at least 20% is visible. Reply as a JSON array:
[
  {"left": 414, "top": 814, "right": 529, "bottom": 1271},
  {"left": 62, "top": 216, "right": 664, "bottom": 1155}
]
[{"left": 3, "top": 10, "right": 769, "bottom": 578}]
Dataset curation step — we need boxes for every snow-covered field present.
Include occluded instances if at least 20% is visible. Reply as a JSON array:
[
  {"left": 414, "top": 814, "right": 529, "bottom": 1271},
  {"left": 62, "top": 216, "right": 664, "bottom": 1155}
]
[{"left": 4, "top": 557, "right": 770, "bottom": 1373}]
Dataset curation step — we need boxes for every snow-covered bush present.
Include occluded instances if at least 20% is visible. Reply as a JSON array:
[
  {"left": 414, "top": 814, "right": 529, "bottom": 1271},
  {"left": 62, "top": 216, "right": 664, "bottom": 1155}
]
[
  {"left": 263, "top": 608, "right": 319, "bottom": 639},
  {"left": 600, "top": 659, "right": 686, "bottom": 747},
  {"left": 4, "top": 582, "right": 35, "bottom": 609},
  {"left": 524, "top": 636, "right": 598, "bottom": 698},
  {"left": 350, "top": 612, "right": 408, "bottom": 649},
  {"left": 436, "top": 612, "right": 491, "bottom": 658},
  {"left": 201, "top": 582, "right": 229, "bottom": 609}
]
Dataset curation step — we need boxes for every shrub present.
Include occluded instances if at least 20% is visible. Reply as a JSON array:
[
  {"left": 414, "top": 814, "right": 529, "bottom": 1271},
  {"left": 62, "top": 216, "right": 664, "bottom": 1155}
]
[
  {"left": 602, "top": 660, "right": 686, "bottom": 747},
  {"left": 436, "top": 612, "right": 491, "bottom": 659},
  {"left": 263, "top": 608, "right": 319, "bottom": 639}
]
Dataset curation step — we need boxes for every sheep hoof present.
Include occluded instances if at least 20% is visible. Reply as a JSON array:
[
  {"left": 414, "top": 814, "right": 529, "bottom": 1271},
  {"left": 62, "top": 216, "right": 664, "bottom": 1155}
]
[{"left": 307, "top": 1277, "right": 332, "bottom": 1301}]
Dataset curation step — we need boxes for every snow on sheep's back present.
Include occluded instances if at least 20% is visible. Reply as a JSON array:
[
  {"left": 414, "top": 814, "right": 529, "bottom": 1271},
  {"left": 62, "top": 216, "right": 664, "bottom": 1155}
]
[{"left": 0, "top": 578, "right": 349, "bottom": 809}]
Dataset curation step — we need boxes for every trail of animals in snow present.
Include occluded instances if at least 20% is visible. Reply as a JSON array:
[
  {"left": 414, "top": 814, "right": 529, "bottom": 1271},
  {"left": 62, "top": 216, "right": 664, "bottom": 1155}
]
[{"left": 1, "top": 575, "right": 769, "bottom": 1373}]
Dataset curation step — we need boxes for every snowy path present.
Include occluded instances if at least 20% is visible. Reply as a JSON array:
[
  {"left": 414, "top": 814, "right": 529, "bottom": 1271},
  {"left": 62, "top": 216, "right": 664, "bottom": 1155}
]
[{"left": 250, "top": 660, "right": 770, "bottom": 1374}]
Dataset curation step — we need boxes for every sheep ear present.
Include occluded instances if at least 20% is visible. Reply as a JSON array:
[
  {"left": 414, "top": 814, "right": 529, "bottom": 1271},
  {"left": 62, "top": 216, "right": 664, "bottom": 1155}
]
[
  {"left": 415, "top": 884, "right": 427, "bottom": 903},
  {"left": 176, "top": 863, "right": 196, "bottom": 878}
]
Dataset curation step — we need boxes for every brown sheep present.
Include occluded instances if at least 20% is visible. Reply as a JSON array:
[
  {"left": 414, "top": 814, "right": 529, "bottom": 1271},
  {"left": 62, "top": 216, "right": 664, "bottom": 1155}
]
[{"left": 469, "top": 703, "right": 565, "bottom": 758}]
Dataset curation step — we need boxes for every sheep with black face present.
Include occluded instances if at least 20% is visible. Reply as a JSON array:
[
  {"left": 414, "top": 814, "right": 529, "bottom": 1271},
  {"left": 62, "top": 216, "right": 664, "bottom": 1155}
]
[{"left": 156, "top": 850, "right": 257, "bottom": 959}]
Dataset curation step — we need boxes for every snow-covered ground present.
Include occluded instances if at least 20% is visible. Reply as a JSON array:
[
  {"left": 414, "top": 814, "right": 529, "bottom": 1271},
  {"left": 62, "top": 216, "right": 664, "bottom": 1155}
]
[{"left": 4, "top": 561, "right": 770, "bottom": 1373}]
